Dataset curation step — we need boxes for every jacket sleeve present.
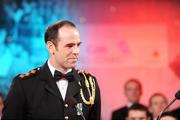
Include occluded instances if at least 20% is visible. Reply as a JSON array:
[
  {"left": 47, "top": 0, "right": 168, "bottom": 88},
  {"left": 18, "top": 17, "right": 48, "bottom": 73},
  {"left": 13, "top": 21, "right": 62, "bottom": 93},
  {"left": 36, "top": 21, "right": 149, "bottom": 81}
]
[
  {"left": 88, "top": 78, "right": 101, "bottom": 120},
  {"left": 2, "top": 76, "right": 26, "bottom": 120}
]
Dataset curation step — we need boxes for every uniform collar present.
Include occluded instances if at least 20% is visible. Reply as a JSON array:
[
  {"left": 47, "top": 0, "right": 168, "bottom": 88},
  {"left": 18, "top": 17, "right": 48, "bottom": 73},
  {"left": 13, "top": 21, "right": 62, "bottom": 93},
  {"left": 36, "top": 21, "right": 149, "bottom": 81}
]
[
  {"left": 39, "top": 61, "right": 82, "bottom": 102},
  {"left": 47, "top": 60, "right": 72, "bottom": 77}
]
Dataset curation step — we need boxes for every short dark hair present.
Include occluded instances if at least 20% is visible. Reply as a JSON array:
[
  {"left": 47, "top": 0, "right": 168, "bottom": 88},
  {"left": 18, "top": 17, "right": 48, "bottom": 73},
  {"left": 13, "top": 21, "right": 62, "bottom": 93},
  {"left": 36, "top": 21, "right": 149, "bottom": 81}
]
[
  {"left": 44, "top": 20, "right": 76, "bottom": 46},
  {"left": 126, "top": 103, "right": 150, "bottom": 118},
  {"left": 160, "top": 112, "right": 177, "bottom": 120}
]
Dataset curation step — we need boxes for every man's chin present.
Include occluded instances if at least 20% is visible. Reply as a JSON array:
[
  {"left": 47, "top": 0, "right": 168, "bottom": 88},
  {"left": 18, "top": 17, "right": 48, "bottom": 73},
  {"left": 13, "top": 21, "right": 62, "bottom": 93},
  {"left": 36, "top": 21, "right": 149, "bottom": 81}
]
[{"left": 67, "top": 63, "right": 77, "bottom": 69}]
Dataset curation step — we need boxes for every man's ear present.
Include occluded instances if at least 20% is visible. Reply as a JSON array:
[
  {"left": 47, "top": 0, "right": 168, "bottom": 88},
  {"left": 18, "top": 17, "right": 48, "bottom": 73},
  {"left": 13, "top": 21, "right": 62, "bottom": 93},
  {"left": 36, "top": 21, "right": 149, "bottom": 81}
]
[{"left": 46, "top": 41, "right": 55, "bottom": 55}]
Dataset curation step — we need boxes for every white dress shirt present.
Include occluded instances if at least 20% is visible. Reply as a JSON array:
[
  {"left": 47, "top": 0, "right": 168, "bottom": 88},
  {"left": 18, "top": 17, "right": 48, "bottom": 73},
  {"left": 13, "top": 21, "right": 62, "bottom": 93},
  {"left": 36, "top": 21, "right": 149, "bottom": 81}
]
[
  {"left": 48, "top": 60, "right": 72, "bottom": 101},
  {"left": 127, "top": 102, "right": 133, "bottom": 108}
]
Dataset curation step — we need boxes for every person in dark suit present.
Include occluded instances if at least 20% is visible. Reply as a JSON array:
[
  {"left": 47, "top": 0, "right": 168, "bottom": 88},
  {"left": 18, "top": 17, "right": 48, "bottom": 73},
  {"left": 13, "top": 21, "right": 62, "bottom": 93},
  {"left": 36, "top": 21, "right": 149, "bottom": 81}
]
[
  {"left": 111, "top": 79, "right": 143, "bottom": 120},
  {"left": 171, "top": 107, "right": 180, "bottom": 120},
  {"left": 2, "top": 20, "right": 101, "bottom": 120}
]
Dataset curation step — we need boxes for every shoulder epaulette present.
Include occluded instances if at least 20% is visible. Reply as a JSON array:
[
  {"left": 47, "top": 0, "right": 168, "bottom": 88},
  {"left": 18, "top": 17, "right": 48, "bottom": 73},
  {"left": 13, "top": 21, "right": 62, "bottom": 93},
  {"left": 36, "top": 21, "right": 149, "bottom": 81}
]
[
  {"left": 18, "top": 67, "right": 40, "bottom": 79},
  {"left": 76, "top": 69, "right": 96, "bottom": 106},
  {"left": 77, "top": 69, "right": 95, "bottom": 78}
]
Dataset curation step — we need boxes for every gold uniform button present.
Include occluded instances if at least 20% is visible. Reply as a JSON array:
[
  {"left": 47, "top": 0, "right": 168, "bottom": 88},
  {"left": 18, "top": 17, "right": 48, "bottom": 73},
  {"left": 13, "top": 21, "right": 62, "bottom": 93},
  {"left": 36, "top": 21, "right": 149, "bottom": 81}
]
[
  {"left": 64, "top": 104, "right": 68, "bottom": 108},
  {"left": 64, "top": 116, "right": 69, "bottom": 120}
]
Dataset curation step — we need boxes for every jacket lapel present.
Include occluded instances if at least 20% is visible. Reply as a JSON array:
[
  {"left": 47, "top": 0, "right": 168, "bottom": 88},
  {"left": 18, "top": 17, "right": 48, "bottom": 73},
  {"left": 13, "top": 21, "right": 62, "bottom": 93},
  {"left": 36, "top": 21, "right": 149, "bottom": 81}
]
[
  {"left": 65, "top": 69, "right": 82, "bottom": 102},
  {"left": 39, "top": 62, "right": 63, "bottom": 101}
]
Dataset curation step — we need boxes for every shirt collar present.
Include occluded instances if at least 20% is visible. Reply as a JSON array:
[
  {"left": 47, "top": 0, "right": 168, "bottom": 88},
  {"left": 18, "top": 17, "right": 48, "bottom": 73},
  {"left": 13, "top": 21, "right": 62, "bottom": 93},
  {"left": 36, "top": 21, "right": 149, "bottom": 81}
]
[
  {"left": 47, "top": 60, "right": 72, "bottom": 77},
  {"left": 127, "top": 102, "right": 133, "bottom": 108}
]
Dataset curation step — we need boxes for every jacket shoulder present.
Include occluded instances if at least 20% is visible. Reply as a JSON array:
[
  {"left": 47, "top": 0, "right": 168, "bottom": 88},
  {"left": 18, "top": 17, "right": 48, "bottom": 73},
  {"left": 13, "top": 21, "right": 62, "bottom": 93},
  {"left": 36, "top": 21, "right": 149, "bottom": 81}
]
[
  {"left": 76, "top": 69, "right": 96, "bottom": 79},
  {"left": 76, "top": 69, "right": 98, "bottom": 106},
  {"left": 113, "top": 106, "right": 128, "bottom": 114},
  {"left": 17, "top": 67, "right": 41, "bottom": 80}
]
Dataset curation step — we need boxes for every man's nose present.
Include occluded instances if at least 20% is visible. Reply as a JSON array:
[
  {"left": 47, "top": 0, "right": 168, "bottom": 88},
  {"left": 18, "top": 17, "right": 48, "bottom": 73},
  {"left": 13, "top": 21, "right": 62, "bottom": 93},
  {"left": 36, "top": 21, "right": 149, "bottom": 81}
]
[{"left": 73, "top": 45, "right": 80, "bottom": 54}]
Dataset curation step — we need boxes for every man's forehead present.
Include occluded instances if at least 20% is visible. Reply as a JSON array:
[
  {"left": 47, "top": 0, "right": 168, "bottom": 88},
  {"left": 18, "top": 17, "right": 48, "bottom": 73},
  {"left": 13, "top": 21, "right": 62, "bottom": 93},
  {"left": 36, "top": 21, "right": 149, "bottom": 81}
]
[
  {"left": 129, "top": 110, "right": 147, "bottom": 117},
  {"left": 126, "top": 81, "right": 141, "bottom": 89},
  {"left": 58, "top": 25, "right": 79, "bottom": 34},
  {"left": 56, "top": 27, "right": 80, "bottom": 42}
]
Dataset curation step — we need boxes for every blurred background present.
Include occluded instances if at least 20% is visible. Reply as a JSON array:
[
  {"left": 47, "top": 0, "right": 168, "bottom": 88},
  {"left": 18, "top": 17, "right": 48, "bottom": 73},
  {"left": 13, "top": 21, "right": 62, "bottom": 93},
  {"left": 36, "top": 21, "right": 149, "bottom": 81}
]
[{"left": 0, "top": 0, "right": 180, "bottom": 119}]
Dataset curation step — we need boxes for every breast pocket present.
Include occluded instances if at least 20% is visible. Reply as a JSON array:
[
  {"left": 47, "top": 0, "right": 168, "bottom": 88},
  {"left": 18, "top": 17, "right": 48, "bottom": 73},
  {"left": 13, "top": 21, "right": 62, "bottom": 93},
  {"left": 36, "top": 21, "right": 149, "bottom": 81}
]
[{"left": 31, "top": 92, "right": 64, "bottom": 119}]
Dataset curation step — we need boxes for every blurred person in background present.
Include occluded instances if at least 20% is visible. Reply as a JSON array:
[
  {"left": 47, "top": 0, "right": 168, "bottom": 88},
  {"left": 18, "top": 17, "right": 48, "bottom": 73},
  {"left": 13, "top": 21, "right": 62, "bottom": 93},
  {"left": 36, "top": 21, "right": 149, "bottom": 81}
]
[
  {"left": 160, "top": 112, "right": 177, "bottom": 120},
  {"left": 112, "top": 78, "right": 143, "bottom": 120},
  {"left": 126, "top": 103, "right": 151, "bottom": 120},
  {"left": 149, "top": 93, "right": 168, "bottom": 120}
]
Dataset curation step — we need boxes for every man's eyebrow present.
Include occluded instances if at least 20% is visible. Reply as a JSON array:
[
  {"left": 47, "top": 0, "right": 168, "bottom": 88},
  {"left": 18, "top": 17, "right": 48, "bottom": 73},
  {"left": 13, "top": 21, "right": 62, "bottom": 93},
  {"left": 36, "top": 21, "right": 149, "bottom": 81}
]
[{"left": 65, "top": 42, "right": 82, "bottom": 46}]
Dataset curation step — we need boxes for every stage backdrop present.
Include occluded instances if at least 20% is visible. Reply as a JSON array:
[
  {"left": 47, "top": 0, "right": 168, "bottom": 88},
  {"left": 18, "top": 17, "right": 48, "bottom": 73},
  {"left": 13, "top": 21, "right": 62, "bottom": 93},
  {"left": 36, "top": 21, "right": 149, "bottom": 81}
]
[{"left": 78, "top": 24, "right": 180, "bottom": 120}]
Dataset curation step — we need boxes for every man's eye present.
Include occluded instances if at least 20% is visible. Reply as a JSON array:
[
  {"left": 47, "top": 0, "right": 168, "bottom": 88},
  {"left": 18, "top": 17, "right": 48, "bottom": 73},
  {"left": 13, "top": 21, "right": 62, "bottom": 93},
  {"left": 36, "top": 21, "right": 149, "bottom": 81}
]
[
  {"left": 66, "top": 44, "right": 74, "bottom": 48},
  {"left": 77, "top": 43, "right": 81, "bottom": 47}
]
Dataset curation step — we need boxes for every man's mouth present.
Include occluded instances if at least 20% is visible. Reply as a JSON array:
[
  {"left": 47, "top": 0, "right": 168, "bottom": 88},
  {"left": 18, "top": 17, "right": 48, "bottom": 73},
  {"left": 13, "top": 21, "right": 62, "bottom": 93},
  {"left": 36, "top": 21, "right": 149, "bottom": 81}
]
[{"left": 69, "top": 58, "right": 78, "bottom": 61}]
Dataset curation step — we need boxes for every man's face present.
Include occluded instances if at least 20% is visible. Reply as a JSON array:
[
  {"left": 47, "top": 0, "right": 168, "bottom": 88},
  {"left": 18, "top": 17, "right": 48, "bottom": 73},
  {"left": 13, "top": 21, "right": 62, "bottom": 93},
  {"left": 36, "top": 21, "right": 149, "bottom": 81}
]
[
  {"left": 126, "top": 110, "right": 149, "bottom": 120},
  {"left": 49, "top": 25, "right": 81, "bottom": 70},
  {"left": 125, "top": 81, "right": 142, "bottom": 103},
  {"left": 149, "top": 95, "right": 167, "bottom": 117}
]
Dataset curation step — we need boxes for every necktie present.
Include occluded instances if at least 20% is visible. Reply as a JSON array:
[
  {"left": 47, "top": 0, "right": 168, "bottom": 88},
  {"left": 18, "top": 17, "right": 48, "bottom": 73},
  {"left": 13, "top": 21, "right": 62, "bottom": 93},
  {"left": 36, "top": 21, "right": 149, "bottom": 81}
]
[{"left": 54, "top": 70, "right": 74, "bottom": 81}]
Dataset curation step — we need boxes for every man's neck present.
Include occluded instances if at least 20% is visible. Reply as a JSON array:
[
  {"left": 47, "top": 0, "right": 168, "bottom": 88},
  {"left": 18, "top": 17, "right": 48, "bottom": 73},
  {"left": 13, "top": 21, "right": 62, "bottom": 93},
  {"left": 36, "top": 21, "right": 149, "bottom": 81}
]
[
  {"left": 49, "top": 59, "right": 70, "bottom": 74},
  {"left": 127, "top": 100, "right": 139, "bottom": 107}
]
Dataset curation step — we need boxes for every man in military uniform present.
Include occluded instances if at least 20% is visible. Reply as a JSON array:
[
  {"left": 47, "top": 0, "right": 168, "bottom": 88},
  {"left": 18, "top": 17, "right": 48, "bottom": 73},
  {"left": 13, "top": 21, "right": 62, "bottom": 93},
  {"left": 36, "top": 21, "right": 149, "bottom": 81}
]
[{"left": 2, "top": 20, "right": 101, "bottom": 120}]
